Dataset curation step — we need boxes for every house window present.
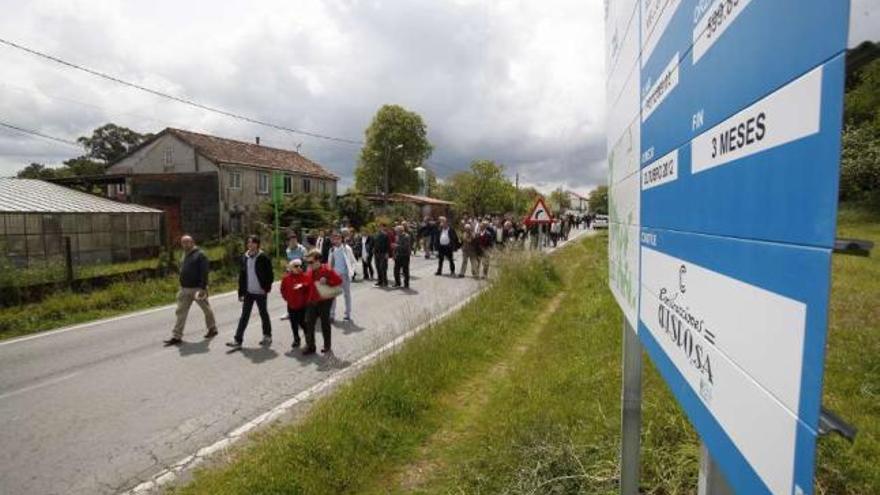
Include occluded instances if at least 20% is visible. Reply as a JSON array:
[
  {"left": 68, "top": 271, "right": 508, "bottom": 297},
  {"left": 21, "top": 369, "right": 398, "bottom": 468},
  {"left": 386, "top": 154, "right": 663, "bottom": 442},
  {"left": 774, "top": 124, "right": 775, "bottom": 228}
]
[
  {"left": 228, "top": 171, "right": 241, "bottom": 189},
  {"left": 163, "top": 148, "right": 174, "bottom": 172},
  {"left": 303, "top": 178, "right": 311, "bottom": 193},
  {"left": 283, "top": 175, "right": 293, "bottom": 194},
  {"left": 257, "top": 172, "right": 270, "bottom": 194}
]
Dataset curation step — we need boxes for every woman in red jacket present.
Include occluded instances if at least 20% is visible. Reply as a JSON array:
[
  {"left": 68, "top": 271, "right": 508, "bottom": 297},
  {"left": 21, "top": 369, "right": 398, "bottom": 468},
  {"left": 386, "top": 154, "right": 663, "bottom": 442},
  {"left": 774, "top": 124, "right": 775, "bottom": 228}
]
[
  {"left": 303, "top": 249, "right": 343, "bottom": 355},
  {"left": 280, "top": 259, "right": 311, "bottom": 350}
]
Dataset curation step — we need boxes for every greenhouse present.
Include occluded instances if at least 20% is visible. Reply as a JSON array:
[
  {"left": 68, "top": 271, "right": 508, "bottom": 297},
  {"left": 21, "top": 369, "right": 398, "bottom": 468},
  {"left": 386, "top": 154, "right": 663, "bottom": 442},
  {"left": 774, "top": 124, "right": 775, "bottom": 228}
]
[{"left": 0, "top": 178, "right": 163, "bottom": 267}]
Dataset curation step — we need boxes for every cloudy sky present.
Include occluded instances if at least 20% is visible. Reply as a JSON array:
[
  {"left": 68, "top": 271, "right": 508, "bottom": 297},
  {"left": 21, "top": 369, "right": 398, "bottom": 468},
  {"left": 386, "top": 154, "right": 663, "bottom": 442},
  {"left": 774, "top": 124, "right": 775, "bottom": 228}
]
[{"left": 0, "top": 0, "right": 876, "bottom": 194}]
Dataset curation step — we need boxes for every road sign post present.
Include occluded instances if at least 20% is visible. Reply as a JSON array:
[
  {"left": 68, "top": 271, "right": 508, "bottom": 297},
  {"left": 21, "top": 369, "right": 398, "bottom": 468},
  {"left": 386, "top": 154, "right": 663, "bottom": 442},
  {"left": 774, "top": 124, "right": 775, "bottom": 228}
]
[
  {"left": 272, "top": 172, "right": 284, "bottom": 259},
  {"left": 525, "top": 197, "right": 553, "bottom": 251},
  {"left": 620, "top": 317, "right": 642, "bottom": 495}
]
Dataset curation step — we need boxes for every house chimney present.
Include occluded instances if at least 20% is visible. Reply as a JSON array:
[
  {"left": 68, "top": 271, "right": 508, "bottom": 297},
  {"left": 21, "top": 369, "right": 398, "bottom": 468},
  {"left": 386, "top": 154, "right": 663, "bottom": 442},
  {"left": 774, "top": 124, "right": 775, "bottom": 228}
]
[{"left": 255, "top": 136, "right": 261, "bottom": 145}]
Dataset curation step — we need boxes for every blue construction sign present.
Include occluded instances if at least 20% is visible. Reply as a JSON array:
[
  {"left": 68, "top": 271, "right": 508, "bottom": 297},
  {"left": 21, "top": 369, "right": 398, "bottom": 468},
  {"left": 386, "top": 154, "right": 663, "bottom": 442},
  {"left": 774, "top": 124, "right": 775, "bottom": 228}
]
[{"left": 606, "top": 1, "right": 851, "bottom": 493}]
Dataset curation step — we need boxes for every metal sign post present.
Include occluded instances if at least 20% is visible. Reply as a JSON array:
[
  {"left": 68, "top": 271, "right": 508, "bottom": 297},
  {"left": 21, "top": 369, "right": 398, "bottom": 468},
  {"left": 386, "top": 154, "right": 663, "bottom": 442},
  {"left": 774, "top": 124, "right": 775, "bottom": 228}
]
[
  {"left": 698, "top": 443, "right": 734, "bottom": 495},
  {"left": 272, "top": 172, "right": 284, "bottom": 259},
  {"left": 620, "top": 318, "right": 642, "bottom": 495}
]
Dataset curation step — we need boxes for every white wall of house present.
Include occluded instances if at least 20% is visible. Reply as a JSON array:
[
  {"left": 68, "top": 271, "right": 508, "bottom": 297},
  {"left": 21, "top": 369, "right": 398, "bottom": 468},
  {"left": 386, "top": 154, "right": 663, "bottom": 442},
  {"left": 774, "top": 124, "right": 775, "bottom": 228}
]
[{"left": 107, "top": 134, "right": 219, "bottom": 175}]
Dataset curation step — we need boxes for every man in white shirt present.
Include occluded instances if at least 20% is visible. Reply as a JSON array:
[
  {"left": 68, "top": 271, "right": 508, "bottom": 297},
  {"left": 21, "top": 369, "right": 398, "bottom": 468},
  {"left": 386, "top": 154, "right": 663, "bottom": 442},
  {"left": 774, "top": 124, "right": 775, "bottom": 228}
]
[{"left": 432, "top": 216, "right": 460, "bottom": 276}]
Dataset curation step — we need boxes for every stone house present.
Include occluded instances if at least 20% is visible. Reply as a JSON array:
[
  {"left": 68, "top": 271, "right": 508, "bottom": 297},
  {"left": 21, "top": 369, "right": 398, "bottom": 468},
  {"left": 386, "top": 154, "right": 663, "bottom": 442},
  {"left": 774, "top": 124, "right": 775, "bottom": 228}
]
[{"left": 107, "top": 128, "right": 338, "bottom": 241}]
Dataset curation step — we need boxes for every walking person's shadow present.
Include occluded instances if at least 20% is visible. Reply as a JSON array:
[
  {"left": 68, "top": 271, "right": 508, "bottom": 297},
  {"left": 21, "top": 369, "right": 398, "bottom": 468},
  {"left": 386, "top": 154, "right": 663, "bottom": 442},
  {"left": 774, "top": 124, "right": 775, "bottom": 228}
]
[
  {"left": 177, "top": 339, "right": 211, "bottom": 357},
  {"left": 229, "top": 346, "right": 280, "bottom": 364}
]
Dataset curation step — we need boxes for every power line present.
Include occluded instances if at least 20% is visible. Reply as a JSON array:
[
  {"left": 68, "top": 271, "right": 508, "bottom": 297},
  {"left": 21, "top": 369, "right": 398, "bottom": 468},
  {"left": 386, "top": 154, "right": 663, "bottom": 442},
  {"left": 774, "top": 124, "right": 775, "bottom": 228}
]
[
  {"left": 0, "top": 120, "right": 81, "bottom": 149},
  {"left": 0, "top": 37, "right": 364, "bottom": 146}
]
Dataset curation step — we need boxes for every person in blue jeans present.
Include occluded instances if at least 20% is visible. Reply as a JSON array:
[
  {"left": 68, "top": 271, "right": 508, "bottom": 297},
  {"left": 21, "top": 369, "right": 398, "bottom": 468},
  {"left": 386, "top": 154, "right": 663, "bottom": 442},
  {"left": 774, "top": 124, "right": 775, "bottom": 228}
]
[
  {"left": 329, "top": 232, "right": 355, "bottom": 321},
  {"left": 227, "top": 235, "right": 274, "bottom": 349}
]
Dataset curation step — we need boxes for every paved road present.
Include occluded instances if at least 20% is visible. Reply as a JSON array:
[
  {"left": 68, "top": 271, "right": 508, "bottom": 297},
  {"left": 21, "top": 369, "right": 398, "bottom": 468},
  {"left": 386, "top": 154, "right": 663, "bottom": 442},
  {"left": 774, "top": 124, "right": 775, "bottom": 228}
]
[{"left": 0, "top": 230, "right": 589, "bottom": 495}]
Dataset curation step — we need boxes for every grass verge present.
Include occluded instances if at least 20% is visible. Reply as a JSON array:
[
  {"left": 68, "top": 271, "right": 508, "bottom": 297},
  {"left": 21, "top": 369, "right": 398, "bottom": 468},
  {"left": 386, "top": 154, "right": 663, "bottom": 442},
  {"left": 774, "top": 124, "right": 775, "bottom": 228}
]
[
  {"left": 170, "top": 242, "right": 574, "bottom": 495},
  {"left": 0, "top": 267, "right": 237, "bottom": 341}
]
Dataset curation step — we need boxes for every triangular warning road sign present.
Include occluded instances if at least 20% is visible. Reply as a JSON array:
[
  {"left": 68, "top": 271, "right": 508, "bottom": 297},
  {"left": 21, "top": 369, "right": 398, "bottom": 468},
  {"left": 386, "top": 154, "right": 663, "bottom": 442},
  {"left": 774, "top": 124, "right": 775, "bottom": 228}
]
[{"left": 525, "top": 197, "right": 552, "bottom": 225}]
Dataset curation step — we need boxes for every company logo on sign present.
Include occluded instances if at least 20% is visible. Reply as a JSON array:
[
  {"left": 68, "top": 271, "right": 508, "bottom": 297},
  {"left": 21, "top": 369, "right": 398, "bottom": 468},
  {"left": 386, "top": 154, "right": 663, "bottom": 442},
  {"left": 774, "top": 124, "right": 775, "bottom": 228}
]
[{"left": 656, "top": 271, "right": 717, "bottom": 387}]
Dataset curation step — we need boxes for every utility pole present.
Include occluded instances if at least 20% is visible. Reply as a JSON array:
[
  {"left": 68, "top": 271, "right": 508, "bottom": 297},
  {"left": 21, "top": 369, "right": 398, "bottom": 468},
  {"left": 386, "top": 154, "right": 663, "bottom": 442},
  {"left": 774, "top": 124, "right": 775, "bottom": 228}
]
[
  {"left": 384, "top": 142, "right": 390, "bottom": 209},
  {"left": 515, "top": 172, "right": 520, "bottom": 213}
]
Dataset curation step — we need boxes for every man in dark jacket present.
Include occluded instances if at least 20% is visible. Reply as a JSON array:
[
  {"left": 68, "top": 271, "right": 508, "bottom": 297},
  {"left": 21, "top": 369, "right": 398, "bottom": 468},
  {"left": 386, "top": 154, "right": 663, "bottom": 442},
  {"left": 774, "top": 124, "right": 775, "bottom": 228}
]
[
  {"left": 357, "top": 229, "right": 374, "bottom": 280},
  {"left": 315, "top": 229, "right": 332, "bottom": 263},
  {"left": 393, "top": 224, "right": 412, "bottom": 288},
  {"left": 432, "top": 216, "right": 459, "bottom": 276},
  {"left": 164, "top": 235, "right": 217, "bottom": 345},
  {"left": 372, "top": 222, "right": 390, "bottom": 287},
  {"left": 227, "top": 235, "right": 274, "bottom": 349}
]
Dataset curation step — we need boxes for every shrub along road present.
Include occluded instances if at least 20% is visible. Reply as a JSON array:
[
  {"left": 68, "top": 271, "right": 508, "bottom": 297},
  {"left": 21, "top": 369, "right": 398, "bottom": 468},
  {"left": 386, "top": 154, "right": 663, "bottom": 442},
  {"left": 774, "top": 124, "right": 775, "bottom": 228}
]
[{"left": 0, "top": 229, "right": 591, "bottom": 495}]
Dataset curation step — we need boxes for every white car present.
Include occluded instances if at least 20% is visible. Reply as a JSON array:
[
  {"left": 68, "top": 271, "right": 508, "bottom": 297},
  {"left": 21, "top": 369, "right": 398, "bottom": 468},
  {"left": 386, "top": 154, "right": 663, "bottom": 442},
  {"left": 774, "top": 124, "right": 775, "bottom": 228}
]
[{"left": 592, "top": 214, "right": 608, "bottom": 229}]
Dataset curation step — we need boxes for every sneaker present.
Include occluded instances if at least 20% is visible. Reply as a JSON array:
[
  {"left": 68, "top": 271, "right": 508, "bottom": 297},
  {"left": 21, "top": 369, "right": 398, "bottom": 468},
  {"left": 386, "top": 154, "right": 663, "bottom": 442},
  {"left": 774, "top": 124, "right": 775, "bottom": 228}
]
[
  {"left": 302, "top": 347, "right": 317, "bottom": 355},
  {"left": 291, "top": 341, "right": 301, "bottom": 350},
  {"left": 259, "top": 337, "right": 272, "bottom": 347},
  {"left": 457, "top": 273, "right": 465, "bottom": 278},
  {"left": 435, "top": 271, "right": 441, "bottom": 276},
  {"left": 373, "top": 282, "right": 382, "bottom": 287},
  {"left": 203, "top": 329, "right": 218, "bottom": 339},
  {"left": 343, "top": 316, "right": 352, "bottom": 322},
  {"left": 321, "top": 347, "right": 331, "bottom": 354},
  {"left": 163, "top": 337, "right": 182, "bottom": 346},
  {"left": 225, "top": 341, "right": 242, "bottom": 350}
]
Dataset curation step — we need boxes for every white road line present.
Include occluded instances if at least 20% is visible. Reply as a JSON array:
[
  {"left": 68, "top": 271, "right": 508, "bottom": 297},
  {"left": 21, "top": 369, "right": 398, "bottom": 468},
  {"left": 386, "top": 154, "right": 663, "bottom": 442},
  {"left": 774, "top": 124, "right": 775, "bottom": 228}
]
[
  {"left": 121, "top": 230, "right": 592, "bottom": 495},
  {"left": 0, "top": 372, "right": 82, "bottom": 401}
]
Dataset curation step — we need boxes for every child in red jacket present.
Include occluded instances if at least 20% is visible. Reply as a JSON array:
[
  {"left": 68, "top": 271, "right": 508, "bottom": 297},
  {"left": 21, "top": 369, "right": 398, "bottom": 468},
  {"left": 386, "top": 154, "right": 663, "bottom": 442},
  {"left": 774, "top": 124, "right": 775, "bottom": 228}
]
[
  {"left": 304, "top": 250, "right": 343, "bottom": 354},
  {"left": 280, "top": 259, "right": 311, "bottom": 349}
]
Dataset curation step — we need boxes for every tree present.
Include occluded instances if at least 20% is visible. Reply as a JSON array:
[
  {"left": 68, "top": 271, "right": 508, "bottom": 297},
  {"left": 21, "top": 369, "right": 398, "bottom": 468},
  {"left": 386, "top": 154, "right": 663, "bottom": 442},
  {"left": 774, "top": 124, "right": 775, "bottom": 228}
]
[
  {"left": 588, "top": 186, "right": 608, "bottom": 215},
  {"left": 337, "top": 194, "right": 374, "bottom": 228},
  {"left": 549, "top": 189, "right": 572, "bottom": 212},
  {"left": 839, "top": 124, "right": 880, "bottom": 203},
  {"left": 16, "top": 163, "right": 59, "bottom": 180},
  {"left": 77, "top": 123, "right": 152, "bottom": 164},
  {"left": 260, "top": 193, "right": 335, "bottom": 233},
  {"left": 437, "top": 160, "right": 517, "bottom": 216},
  {"left": 354, "top": 105, "right": 433, "bottom": 195}
]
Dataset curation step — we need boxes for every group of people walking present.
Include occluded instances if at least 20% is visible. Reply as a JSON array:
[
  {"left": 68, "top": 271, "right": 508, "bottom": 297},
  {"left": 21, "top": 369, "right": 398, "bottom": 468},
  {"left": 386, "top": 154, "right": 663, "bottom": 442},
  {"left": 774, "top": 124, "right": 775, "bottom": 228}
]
[
  {"left": 163, "top": 234, "right": 345, "bottom": 356},
  {"left": 162, "top": 212, "right": 589, "bottom": 355}
]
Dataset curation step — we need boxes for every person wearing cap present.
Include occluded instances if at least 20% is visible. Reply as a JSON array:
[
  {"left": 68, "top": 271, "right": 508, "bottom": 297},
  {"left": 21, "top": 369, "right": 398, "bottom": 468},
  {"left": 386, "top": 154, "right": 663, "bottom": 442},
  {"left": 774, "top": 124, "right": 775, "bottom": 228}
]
[{"left": 280, "top": 258, "right": 310, "bottom": 350}]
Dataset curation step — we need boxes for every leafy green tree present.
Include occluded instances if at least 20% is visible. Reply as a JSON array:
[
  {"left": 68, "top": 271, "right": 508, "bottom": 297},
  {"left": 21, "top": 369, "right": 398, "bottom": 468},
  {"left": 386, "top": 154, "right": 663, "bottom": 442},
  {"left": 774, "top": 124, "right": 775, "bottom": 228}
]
[
  {"left": 354, "top": 105, "right": 433, "bottom": 195},
  {"left": 588, "top": 186, "right": 609, "bottom": 215},
  {"left": 77, "top": 123, "right": 152, "bottom": 164},
  {"left": 337, "top": 194, "right": 374, "bottom": 228},
  {"left": 549, "top": 189, "right": 572, "bottom": 212},
  {"left": 260, "top": 194, "right": 335, "bottom": 233},
  {"left": 16, "top": 163, "right": 60, "bottom": 180},
  {"left": 840, "top": 124, "right": 880, "bottom": 203},
  {"left": 438, "top": 160, "right": 517, "bottom": 216},
  {"left": 62, "top": 156, "right": 107, "bottom": 177}
]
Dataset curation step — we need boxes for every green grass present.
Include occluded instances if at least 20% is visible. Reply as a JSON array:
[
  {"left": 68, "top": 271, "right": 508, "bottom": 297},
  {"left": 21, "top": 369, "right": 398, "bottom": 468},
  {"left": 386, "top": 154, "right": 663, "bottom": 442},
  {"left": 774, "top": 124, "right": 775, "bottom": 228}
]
[
  {"left": 0, "top": 266, "right": 237, "bottom": 341},
  {"left": 171, "top": 245, "right": 572, "bottom": 495},
  {"left": 372, "top": 234, "right": 699, "bottom": 494},
  {"left": 0, "top": 245, "right": 228, "bottom": 287},
  {"left": 815, "top": 203, "right": 880, "bottom": 494}
]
